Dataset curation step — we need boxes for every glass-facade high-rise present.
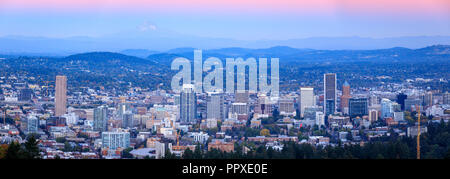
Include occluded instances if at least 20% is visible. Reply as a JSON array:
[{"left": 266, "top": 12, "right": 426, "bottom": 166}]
[
  {"left": 93, "top": 106, "right": 108, "bottom": 132},
  {"left": 324, "top": 73, "right": 337, "bottom": 116},
  {"left": 180, "top": 84, "right": 196, "bottom": 124},
  {"left": 381, "top": 98, "right": 393, "bottom": 118},
  {"left": 349, "top": 98, "right": 368, "bottom": 118}
]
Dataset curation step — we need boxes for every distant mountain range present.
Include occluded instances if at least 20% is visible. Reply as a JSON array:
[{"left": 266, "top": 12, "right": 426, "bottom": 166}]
[
  {"left": 2, "top": 45, "right": 449, "bottom": 65},
  {"left": 0, "top": 34, "right": 449, "bottom": 56},
  {"left": 0, "top": 44, "right": 448, "bottom": 91}
]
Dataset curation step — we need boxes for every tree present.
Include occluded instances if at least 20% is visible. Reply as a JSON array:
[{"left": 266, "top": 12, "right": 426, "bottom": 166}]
[
  {"left": 4, "top": 142, "right": 22, "bottom": 159},
  {"left": 122, "top": 147, "right": 134, "bottom": 158},
  {"left": 193, "top": 145, "right": 203, "bottom": 159},
  {"left": 0, "top": 144, "right": 9, "bottom": 159},
  {"left": 23, "top": 135, "right": 40, "bottom": 159},
  {"left": 260, "top": 129, "right": 270, "bottom": 136},
  {"left": 183, "top": 148, "right": 194, "bottom": 159},
  {"left": 55, "top": 137, "right": 66, "bottom": 143}
]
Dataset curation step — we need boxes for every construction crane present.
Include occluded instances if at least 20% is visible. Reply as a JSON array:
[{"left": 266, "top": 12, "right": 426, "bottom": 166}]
[
  {"left": 2, "top": 108, "right": 5, "bottom": 125},
  {"left": 176, "top": 130, "right": 180, "bottom": 147},
  {"left": 416, "top": 105, "right": 421, "bottom": 159}
]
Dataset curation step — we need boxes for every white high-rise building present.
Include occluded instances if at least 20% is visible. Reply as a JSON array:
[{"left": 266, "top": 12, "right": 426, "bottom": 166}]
[
  {"left": 315, "top": 111, "right": 325, "bottom": 127},
  {"left": 180, "top": 84, "right": 196, "bottom": 124},
  {"left": 299, "top": 87, "right": 315, "bottom": 117}
]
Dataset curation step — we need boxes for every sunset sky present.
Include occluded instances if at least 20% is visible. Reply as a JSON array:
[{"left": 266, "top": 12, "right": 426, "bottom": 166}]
[{"left": 0, "top": 0, "right": 449, "bottom": 40}]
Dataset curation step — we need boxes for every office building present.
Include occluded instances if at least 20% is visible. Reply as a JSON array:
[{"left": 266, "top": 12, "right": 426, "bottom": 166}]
[
  {"left": 381, "top": 98, "right": 393, "bottom": 118},
  {"left": 93, "top": 106, "right": 108, "bottom": 132},
  {"left": 299, "top": 87, "right": 314, "bottom": 117},
  {"left": 101, "top": 131, "right": 131, "bottom": 150},
  {"left": 349, "top": 98, "right": 368, "bottom": 118},
  {"left": 206, "top": 92, "right": 225, "bottom": 120},
  {"left": 340, "top": 81, "right": 351, "bottom": 114},
  {"left": 55, "top": 75, "right": 67, "bottom": 116},
  {"left": 396, "top": 93, "right": 407, "bottom": 110},
  {"left": 180, "top": 84, "right": 196, "bottom": 123},
  {"left": 279, "top": 98, "right": 295, "bottom": 116},
  {"left": 324, "top": 73, "right": 337, "bottom": 116}
]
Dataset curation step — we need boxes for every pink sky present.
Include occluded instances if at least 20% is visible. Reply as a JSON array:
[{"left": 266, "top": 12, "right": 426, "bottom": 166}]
[{"left": 1, "top": 0, "right": 449, "bottom": 16}]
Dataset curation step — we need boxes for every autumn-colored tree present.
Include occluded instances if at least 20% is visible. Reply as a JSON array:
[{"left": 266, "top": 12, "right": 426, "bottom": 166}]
[
  {"left": 0, "top": 144, "right": 8, "bottom": 159},
  {"left": 260, "top": 129, "right": 270, "bottom": 136}
]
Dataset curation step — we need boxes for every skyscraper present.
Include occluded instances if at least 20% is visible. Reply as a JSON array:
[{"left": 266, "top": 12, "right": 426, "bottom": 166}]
[
  {"left": 93, "top": 106, "right": 108, "bottom": 132},
  {"left": 349, "top": 98, "right": 368, "bottom": 118},
  {"left": 369, "top": 109, "right": 379, "bottom": 122},
  {"left": 340, "top": 81, "right": 351, "bottom": 114},
  {"left": 381, "top": 98, "right": 393, "bottom": 118},
  {"left": 396, "top": 93, "right": 407, "bottom": 110},
  {"left": 206, "top": 91, "right": 224, "bottom": 120},
  {"left": 122, "top": 111, "right": 134, "bottom": 128},
  {"left": 180, "top": 84, "right": 196, "bottom": 124},
  {"left": 55, "top": 75, "right": 67, "bottom": 116},
  {"left": 444, "top": 92, "right": 450, "bottom": 105},
  {"left": 324, "top": 73, "right": 337, "bottom": 116},
  {"left": 299, "top": 87, "right": 314, "bottom": 117},
  {"left": 424, "top": 91, "right": 433, "bottom": 107}
]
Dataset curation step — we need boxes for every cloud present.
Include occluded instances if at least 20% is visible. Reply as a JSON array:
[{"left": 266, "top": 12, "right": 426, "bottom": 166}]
[{"left": 138, "top": 22, "right": 157, "bottom": 32}]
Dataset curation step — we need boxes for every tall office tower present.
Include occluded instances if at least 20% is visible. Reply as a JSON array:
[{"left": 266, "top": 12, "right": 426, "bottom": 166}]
[
  {"left": 206, "top": 92, "right": 225, "bottom": 120},
  {"left": 279, "top": 98, "right": 295, "bottom": 116},
  {"left": 19, "top": 88, "right": 33, "bottom": 101},
  {"left": 396, "top": 93, "right": 407, "bottom": 110},
  {"left": 424, "top": 91, "right": 433, "bottom": 107},
  {"left": 340, "top": 81, "right": 351, "bottom": 114},
  {"left": 122, "top": 111, "right": 134, "bottom": 128},
  {"left": 93, "top": 106, "right": 108, "bottom": 132},
  {"left": 349, "top": 98, "right": 368, "bottom": 118},
  {"left": 180, "top": 84, "right": 196, "bottom": 124},
  {"left": 368, "top": 109, "right": 379, "bottom": 122},
  {"left": 235, "top": 90, "right": 249, "bottom": 103},
  {"left": 299, "top": 87, "right": 314, "bottom": 117},
  {"left": 101, "top": 131, "right": 130, "bottom": 150},
  {"left": 444, "top": 92, "right": 450, "bottom": 104},
  {"left": 117, "top": 103, "right": 131, "bottom": 117},
  {"left": 55, "top": 75, "right": 67, "bottom": 116},
  {"left": 324, "top": 73, "right": 337, "bottom": 116},
  {"left": 381, "top": 98, "right": 393, "bottom": 118}
]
